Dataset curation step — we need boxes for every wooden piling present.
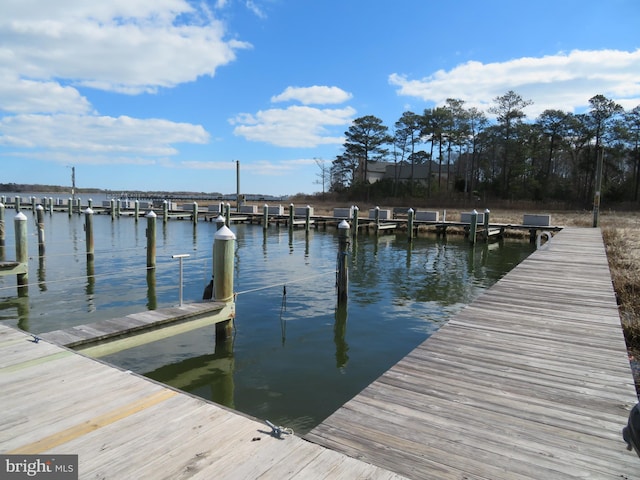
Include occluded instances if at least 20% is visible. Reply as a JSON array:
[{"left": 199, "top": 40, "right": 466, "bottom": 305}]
[
  {"left": 469, "top": 209, "right": 478, "bottom": 245},
  {"left": 352, "top": 206, "right": 359, "bottom": 237},
  {"left": 215, "top": 215, "right": 226, "bottom": 231},
  {"left": 146, "top": 210, "right": 157, "bottom": 269},
  {"left": 15, "top": 197, "right": 21, "bottom": 212},
  {"left": 305, "top": 205, "right": 311, "bottom": 232},
  {"left": 337, "top": 220, "right": 350, "bottom": 305},
  {"left": 374, "top": 206, "right": 380, "bottom": 234},
  {"left": 134, "top": 200, "right": 140, "bottom": 221},
  {"left": 36, "top": 205, "right": 45, "bottom": 256},
  {"left": 48, "top": 198, "right": 53, "bottom": 214},
  {"left": 262, "top": 204, "right": 268, "bottom": 230},
  {"left": 289, "top": 203, "right": 294, "bottom": 231},
  {"left": 85, "top": 207, "right": 94, "bottom": 261},
  {"left": 31, "top": 196, "right": 37, "bottom": 212},
  {"left": 162, "top": 200, "right": 169, "bottom": 223},
  {"left": 76, "top": 198, "right": 81, "bottom": 215},
  {"left": 224, "top": 203, "right": 231, "bottom": 227},
  {"left": 15, "top": 212, "right": 28, "bottom": 290},
  {"left": 0, "top": 202, "right": 5, "bottom": 254},
  {"left": 192, "top": 201, "right": 198, "bottom": 226},
  {"left": 110, "top": 199, "right": 116, "bottom": 219},
  {"left": 116, "top": 199, "right": 121, "bottom": 217},
  {"left": 407, "top": 208, "right": 414, "bottom": 241},
  {"left": 483, "top": 208, "right": 490, "bottom": 242},
  {"left": 214, "top": 225, "right": 236, "bottom": 340}
]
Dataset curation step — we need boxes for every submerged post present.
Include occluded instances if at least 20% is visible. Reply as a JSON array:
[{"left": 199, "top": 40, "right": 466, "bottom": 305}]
[
  {"left": 36, "top": 205, "right": 45, "bottom": 256},
  {"left": 15, "top": 212, "right": 28, "bottom": 290},
  {"left": 469, "top": 209, "right": 478, "bottom": 245},
  {"left": 214, "top": 225, "right": 236, "bottom": 340},
  {"left": 85, "top": 207, "right": 94, "bottom": 261},
  {"left": 337, "top": 220, "right": 350, "bottom": 305},
  {"left": 407, "top": 208, "right": 414, "bottom": 241},
  {"left": 146, "top": 210, "right": 157, "bottom": 269}
]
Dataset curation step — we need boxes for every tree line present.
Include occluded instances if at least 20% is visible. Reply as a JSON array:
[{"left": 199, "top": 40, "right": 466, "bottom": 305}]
[{"left": 326, "top": 91, "right": 640, "bottom": 206}]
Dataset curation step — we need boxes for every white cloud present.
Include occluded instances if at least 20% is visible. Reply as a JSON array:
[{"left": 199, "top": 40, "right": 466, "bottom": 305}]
[
  {"left": 0, "top": 74, "right": 92, "bottom": 114},
  {"left": 389, "top": 49, "right": 640, "bottom": 117},
  {"left": 0, "top": 114, "right": 209, "bottom": 156},
  {"left": 0, "top": 0, "right": 251, "bottom": 94},
  {"left": 271, "top": 86, "right": 353, "bottom": 105},
  {"left": 231, "top": 105, "right": 355, "bottom": 147}
]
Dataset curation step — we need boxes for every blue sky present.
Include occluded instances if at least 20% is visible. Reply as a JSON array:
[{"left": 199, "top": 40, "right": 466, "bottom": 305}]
[{"left": 1, "top": 0, "right": 639, "bottom": 197}]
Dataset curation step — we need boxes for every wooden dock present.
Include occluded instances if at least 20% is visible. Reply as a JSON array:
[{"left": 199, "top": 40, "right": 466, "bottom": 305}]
[
  {"left": 0, "top": 325, "right": 406, "bottom": 479},
  {"left": 305, "top": 227, "right": 639, "bottom": 479}
]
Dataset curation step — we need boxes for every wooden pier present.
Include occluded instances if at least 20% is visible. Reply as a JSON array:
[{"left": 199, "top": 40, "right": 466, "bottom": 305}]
[{"left": 305, "top": 227, "right": 639, "bottom": 479}]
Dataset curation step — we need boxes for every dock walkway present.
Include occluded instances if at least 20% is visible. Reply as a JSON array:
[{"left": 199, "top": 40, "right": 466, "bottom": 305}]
[
  {"left": 0, "top": 325, "right": 406, "bottom": 479},
  {"left": 305, "top": 227, "right": 639, "bottom": 479}
]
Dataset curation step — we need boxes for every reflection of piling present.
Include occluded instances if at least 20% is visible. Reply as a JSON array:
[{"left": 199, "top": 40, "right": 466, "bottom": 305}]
[
  {"left": 334, "top": 303, "right": 349, "bottom": 368},
  {"left": 407, "top": 208, "right": 415, "bottom": 241},
  {"left": 146, "top": 211, "right": 157, "bottom": 268},
  {"left": 36, "top": 205, "right": 45, "bottom": 256},
  {"left": 15, "top": 212, "right": 28, "bottom": 291},
  {"left": 85, "top": 207, "right": 94, "bottom": 261},
  {"left": 337, "top": 220, "right": 350, "bottom": 305},
  {"left": 214, "top": 225, "right": 236, "bottom": 340}
]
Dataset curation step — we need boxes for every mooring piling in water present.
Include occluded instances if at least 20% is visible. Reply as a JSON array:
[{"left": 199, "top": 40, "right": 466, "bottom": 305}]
[
  {"left": 134, "top": 200, "right": 140, "bottom": 221},
  {"left": 407, "top": 208, "right": 415, "bottom": 241},
  {"left": 162, "top": 200, "right": 169, "bottom": 223},
  {"left": 215, "top": 215, "right": 226, "bottom": 231},
  {"left": 213, "top": 225, "right": 236, "bottom": 340},
  {"left": 192, "top": 201, "right": 198, "bottom": 226},
  {"left": 224, "top": 203, "right": 231, "bottom": 227},
  {"left": 337, "top": 220, "right": 350, "bottom": 305},
  {"left": 146, "top": 210, "right": 157, "bottom": 268},
  {"left": 262, "top": 204, "right": 268, "bottom": 230},
  {"left": 36, "top": 205, "right": 45, "bottom": 256},
  {"left": 85, "top": 207, "right": 94, "bottom": 261},
  {"left": 483, "top": 208, "right": 491, "bottom": 242},
  {"left": 0, "top": 202, "right": 5, "bottom": 255},
  {"left": 15, "top": 212, "right": 28, "bottom": 291},
  {"left": 469, "top": 209, "right": 478, "bottom": 245},
  {"left": 352, "top": 206, "right": 359, "bottom": 237}
]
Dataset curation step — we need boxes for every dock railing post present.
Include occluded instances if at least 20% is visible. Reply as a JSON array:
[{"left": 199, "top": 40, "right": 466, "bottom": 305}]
[
  {"left": 146, "top": 211, "right": 157, "bottom": 269},
  {"left": 36, "top": 205, "right": 45, "bottom": 256},
  {"left": 15, "top": 211, "right": 28, "bottom": 292},
  {"left": 469, "top": 209, "right": 478, "bottom": 245},
  {"left": 85, "top": 207, "right": 94, "bottom": 261},
  {"left": 171, "top": 254, "right": 190, "bottom": 307},
  {"left": 337, "top": 220, "right": 350, "bottom": 305},
  {"left": 407, "top": 208, "right": 414, "bottom": 241}
]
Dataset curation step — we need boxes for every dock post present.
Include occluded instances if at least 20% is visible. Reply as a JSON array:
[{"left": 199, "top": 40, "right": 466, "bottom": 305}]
[
  {"left": 110, "top": 199, "right": 116, "bottom": 220},
  {"left": 262, "top": 204, "right": 268, "bottom": 230},
  {"left": 289, "top": 203, "right": 294, "bottom": 231},
  {"left": 48, "top": 198, "right": 53, "bottom": 215},
  {"left": 134, "top": 200, "right": 140, "bottom": 222},
  {"left": 214, "top": 225, "right": 236, "bottom": 340},
  {"left": 225, "top": 203, "right": 231, "bottom": 227},
  {"left": 407, "top": 208, "right": 414, "bottom": 241},
  {"left": 76, "top": 198, "right": 81, "bottom": 215},
  {"left": 192, "top": 201, "right": 198, "bottom": 225},
  {"left": 116, "top": 199, "right": 121, "bottom": 217},
  {"left": 85, "top": 207, "right": 94, "bottom": 261},
  {"left": 146, "top": 211, "right": 157, "bottom": 269},
  {"left": 0, "top": 202, "right": 4, "bottom": 259},
  {"left": 337, "top": 220, "right": 350, "bottom": 305},
  {"left": 15, "top": 212, "right": 28, "bottom": 291},
  {"left": 352, "top": 206, "right": 359, "bottom": 237},
  {"left": 469, "top": 209, "right": 478, "bottom": 245},
  {"left": 215, "top": 215, "right": 226, "bottom": 231},
  {"left": 36, "top": 205, "right": 45, "bottom": 256},
  {"left": 484, "top": 208, "right": 490, "bottom": 242},
  {"left": 374, "top": 206, "right": 380, "bottom": 235},
  {"left": 87, "top": 198, "right": 93, "bottom": 209},
  {"left": 162, "top": 200, "right": 169, "bottom": 223},
  {"left": 31, "top": 196, "right": 36, "bottom": 213},
  {"left": 15, "top": 197, "right": 21, "bottom": 212},
  {"left": 305, "top": 205, "right": 311, "bottom": 232}
]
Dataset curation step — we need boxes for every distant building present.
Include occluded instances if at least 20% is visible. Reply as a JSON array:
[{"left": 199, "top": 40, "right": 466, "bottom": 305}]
[{"left": 364, "top": 161, "right": 447, "bottom": 185}]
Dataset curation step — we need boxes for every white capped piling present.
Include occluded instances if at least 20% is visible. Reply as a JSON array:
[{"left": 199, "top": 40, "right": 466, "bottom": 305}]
[
  {"left": 15, "top": 212, "right": 28, "bottom": 289},
  {"left": 68, "top": 197, "right": 73, "bottom": 216},
  {"left": 215, "top": 215, "right": 226, "bottom": 231},
  {"left": 87, "top": 198, "right": 93, "bottom": 209},
  {"left": 85, "top": 207, "right": 94, "bottom": 261},
  {"left": 262, "top": 204, "right": 269, "bottom": 230},
  {"left": 134, "top": 200, "right": 140, "bottom": 221},
  {"left": 146, "top": 210, "right": 157, "bottom": 268},
  {"left": 407, "top": 208, "right": 415, "bottom": 241},
  {"left": 224, "top": 203, "right": 231, "bottom": 227},
  {"left": 483, "top": 208, "right": 490, "bottom": 242},
  {"left": 374, "top": 205, "right": 380, "bottom": 235},
  {"left": 305, "top": 205, "right": 311, "bottom": 232},
  {"left": 469, "top": 209, "right": 478, "bottom": 245},
  {"left": 214, "top": 225, "right": 236, "bottom": 303},
  {"left": 192, "top": 201, "right": 198, "bottom": 225},
  {"left": 0, "top": 202, "right": 5, "bottom": 249},
  {"left": 36, "top": 205, "right": 45, "bottom": 256},
  {"left": 48, "top": 197, "right": 53, "bottom": 214},
  {"left": 110, "top": 199, "right": 116, "bottom": 219},
  {"left": 337, "top": 220, "right": 350, "bottom": 305},
  {"left": 75, "top": 197, "right": 81, "bottom": 215},
  {"left": 31, "top": 196, "right": 36, "bottom": 212},
  {"left": 162, "top": 200, "right": 169, "bottom": 223},
  {"left": 352, "top": 206, "right": 359, "bottom": 237},
  {"left": 116, "top": 199, "right": 121, "bottom": 217}
]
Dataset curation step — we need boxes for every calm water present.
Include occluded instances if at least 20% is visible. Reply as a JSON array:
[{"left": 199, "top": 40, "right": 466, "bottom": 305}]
[{"left": 0, "top": 205, "right": 534, "bottom": 434}]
